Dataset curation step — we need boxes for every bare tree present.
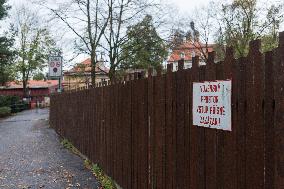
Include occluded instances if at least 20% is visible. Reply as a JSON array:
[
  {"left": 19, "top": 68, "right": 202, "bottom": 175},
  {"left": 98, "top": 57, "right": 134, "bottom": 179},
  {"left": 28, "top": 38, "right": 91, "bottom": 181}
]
[
  {"left": 37, "top": 0, "right": 110, "bottom": 85},
  {"left": 101, "top": 0, "right": 162, "bottom": 80}
]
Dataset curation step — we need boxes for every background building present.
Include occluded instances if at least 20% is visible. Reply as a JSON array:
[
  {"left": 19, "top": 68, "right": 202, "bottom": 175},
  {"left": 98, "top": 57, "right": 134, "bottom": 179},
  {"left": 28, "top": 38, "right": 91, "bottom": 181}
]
[
  {"left": 167, "top": 40, "right": 214, "bottom": 71},
  {"left": 63, "top": 58, "right": 109, "bottom": 90},
  {"left": 0, "top": 80, "right": 58, "bottom": 104}
]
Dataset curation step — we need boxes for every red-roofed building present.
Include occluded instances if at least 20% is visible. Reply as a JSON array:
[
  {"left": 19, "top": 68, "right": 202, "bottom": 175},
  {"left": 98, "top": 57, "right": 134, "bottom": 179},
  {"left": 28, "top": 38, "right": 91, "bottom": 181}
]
[
  {"left": 0, "top": 80, "right": 58, "bottom": 104},
  {"left": 63, "top": 58, "right": 109, "bottom": 90},
  {"left": 167, "top": 40, "right": 214, "bottom": 71}
]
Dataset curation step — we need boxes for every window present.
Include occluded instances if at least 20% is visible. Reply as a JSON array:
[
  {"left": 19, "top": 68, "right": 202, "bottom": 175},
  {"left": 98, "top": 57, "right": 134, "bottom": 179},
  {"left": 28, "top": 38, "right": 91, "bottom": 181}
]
[{"left": 180, "top": 52, "right": 185, "bottom": 59}]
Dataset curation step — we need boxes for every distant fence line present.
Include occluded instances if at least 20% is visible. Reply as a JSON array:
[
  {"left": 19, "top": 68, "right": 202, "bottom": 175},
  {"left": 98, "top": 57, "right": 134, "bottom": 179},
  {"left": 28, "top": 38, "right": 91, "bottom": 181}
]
[{"left": 50, "top": 32, "right": 284, "bottom": 189}]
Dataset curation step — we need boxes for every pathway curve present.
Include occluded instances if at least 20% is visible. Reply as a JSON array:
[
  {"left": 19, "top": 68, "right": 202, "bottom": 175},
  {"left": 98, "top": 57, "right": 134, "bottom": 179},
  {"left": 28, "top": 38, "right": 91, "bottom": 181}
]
[{"left": 0, "top": 109, "right": 100, "bottom": 189}]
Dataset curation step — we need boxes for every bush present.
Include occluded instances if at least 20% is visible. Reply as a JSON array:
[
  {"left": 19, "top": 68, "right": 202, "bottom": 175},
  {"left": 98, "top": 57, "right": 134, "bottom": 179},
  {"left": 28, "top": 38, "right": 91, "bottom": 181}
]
[
  {"left": 0, "top": 95, "right": 29, "bottom": 113},
  {"left": 10, "top": 102, "right": 29, "bottom": 113},
  {"left": 0, "top": 95, "right": 20, "bottom": 107},
  {"left": 0, "top": 106, "right": 11, "bottom": 118}
]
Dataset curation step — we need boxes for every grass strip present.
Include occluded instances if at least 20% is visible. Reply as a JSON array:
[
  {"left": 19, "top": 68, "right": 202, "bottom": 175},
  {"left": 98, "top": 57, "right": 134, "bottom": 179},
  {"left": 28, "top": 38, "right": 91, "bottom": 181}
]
[{"left": 60, "top": 138, "right": 117, "bottom": 189}]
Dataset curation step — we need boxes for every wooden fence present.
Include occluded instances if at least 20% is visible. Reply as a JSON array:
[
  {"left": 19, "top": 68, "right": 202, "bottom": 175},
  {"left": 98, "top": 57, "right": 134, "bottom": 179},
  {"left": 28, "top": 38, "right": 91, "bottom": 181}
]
[{"left": 50, "top": 33, "right": 284, "bottom": 189}]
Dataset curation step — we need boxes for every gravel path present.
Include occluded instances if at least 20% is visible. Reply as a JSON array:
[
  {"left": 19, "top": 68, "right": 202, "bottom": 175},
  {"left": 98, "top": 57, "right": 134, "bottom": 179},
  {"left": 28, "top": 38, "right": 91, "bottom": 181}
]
[{"left": 0, "top": 109, "right": 100, "bottom": 189}]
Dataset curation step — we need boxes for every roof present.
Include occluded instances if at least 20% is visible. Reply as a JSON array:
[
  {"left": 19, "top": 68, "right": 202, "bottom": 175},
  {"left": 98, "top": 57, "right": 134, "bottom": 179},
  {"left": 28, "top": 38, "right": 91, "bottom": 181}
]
[
  {"left": 64, "top": 58, "right": 109, "bottom": 75},
  {"left": 168, "top": 40, "right": 214, "bottom": 62},
  {"left": 1, "top": 80, "right": 58, "bottom": 89},
  {"left": 174, "top": 41, "right": 214, "bottom": 50}
]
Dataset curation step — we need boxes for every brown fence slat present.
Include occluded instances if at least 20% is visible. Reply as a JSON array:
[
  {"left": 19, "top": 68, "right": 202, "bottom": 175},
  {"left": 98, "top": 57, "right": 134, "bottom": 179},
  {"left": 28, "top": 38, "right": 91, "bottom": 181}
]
[
  {"left": 189, "top": 56, "right": 200, "bottom": 189},
  {"left": 222, "top": 48, "right": 238, "bottom": 189},
  {"left": 246, "top": 40, "right": 265, "bottom": 189},
  {"left": 198, "top": 65, "right": 206, "bottom": 189},
  {"left": 175, "top": 59, "right": 186, "bottom": 189},
  {"left": 147, "top": 68, "right": 154, "bottom": 189},
  {"left": 264, "top": 51, "right": 275, "bottom": 189},
  {"left": 165, "top": 64, "right": 176, "bottom": 189},
  {"left": 275, "top": 32, "right": 284, "bottom": 188},
  {"left": 153, "top": 71, "right": 166, "bottom": 189},
  {"left": 204, "top": 52, "right": 217, "bottom": 189},
  {"left": 184, "top": 63, "right": 191, "bottom": 188}
]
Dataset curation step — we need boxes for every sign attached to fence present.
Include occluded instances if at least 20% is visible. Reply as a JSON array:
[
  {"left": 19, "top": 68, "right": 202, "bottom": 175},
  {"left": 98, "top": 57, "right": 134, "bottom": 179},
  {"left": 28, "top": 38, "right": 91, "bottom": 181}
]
[
  {"left": 192, "top": 80, "right": 232, "bottom": 131},
  {"left": 48, "top": 56, "right": 62, "bottom": 78}
]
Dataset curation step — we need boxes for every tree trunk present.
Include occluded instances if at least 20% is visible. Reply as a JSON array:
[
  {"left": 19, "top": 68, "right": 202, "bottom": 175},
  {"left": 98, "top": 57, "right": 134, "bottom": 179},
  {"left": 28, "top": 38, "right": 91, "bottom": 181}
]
[
  {"left": 108, "top": 66, "right": 116, "bottom": 81},
  {"left": 23, "top": 80, "right": 28, "bottom": 98},
  {"left": 91, "top": 54, "right": 96, "bottom": 86}
]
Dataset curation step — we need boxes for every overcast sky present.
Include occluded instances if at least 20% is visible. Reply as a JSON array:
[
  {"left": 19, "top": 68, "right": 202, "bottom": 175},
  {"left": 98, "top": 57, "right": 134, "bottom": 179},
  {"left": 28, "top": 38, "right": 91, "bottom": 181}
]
[
  {"left": 4, "top": 0, "right": 284, "bottom": 68},
  {"left": 168, "top": 0, "right": 212, "bottom": 14}
]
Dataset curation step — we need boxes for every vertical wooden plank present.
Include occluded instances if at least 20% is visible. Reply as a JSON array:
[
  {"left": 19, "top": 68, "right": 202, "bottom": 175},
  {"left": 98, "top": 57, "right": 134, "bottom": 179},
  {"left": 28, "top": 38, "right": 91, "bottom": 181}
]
[
  {"left": 175, "top": 59, "right": 186, "bottom": 189},
  {"left": 275, "top": 32, "right": 284, "bottom": 189},
  {"left": 264, "top": 51, "right": 275, "bottom": 189},
  {"left": 153, "top": 67, "right": 166, "bottom": 189},
  {"left": 184, "top": 64, "right": 191, "bottom": 188},
  {"left": 204, "top": 52, "right": 217, "bottom": 189},
  {"left": 199, "top": 64, "right": 206, "bottom": 189},
  {"left": 93, "top": 87, "right": 98, "bottom": 163},
  {"left": 122, "top": 79, "right": 133, "bottom": 189},
  {"left": 119, "top": 81, "right": 126, "bottom": 188},
  {"left": 147, "top": 68, "right": 154, "bottom": 189},
  {"left": 190, "top": 56, "right": 201, "bottom": 189},
  {"left": 131, "top": 75, "right": 138, "bottom": 189},
  {"left": 235, "top": 57, "right": 247, "bottom": 189},
  {"left": 132, "top": 75, "right": 138, "bottom": 189},
  {"left": 116, "top": 81, "right": 123, "bottom": 186},
  {"left": 113, "top": 81, "right": 118, "bottom": 179},
  {"left": 215, "top": 60, "right": 225, "bottom": 189},
  {"left": 85, "top": 89, "right": 90, "bottom": 159},
  {"left": 89, "top": 87, "right": 95, "bottom": 163},
  {"left": 83, "top": 90, "right": 88, "bottom": 156},
  {"left": 165, "top": 64, "right": 176, "bottom": 189},
  {"left": 76, "top": 91, "right": 81, "bottom": 151},
  {"left": 135, "top": 77, "right": 148, "bottom": 189},
  {"left": 99, "top": 86, "right": 104, "bottom": 167},
  {"left": 107, "top": 83, "right": 113, "bottom": 178},
  {"left": 221, "top": 47, "right": 238, "bottom": 189},
  {"left": 143, "top": 77, "right": 150, "bottom": 189},
  {"left": 245, "top": 39, "right": 265, "bottom": 189}
]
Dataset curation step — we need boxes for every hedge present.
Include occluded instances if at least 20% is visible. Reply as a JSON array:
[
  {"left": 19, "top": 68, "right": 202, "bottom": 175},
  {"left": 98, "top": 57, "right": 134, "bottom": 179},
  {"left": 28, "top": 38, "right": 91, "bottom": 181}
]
[
  {"left": 0, "top": 95, "right": 20, "bottom": 107},
  {"left": 0, "top": 95, "right": 29, "bottom": 113},
  {"left": 0, "top": 106, "right": 11, "bottom": 118}
]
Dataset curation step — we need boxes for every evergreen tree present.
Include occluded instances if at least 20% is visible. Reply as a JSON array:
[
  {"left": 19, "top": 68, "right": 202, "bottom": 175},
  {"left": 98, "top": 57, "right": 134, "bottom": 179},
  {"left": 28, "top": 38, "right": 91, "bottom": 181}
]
[
  {"left": 0, "top": 1, "right": 14, "bottom": 86},
  {"left": 120, "top": 15, "right": 168, "bottom": 70}
]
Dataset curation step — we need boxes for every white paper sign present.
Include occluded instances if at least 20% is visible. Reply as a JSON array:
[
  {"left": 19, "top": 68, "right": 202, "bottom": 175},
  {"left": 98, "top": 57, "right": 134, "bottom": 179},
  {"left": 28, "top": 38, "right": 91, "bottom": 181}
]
[
  {"left": 192, "top": 80, "right": 232, "bottom": 131},
  {"left": 49, "top": 56, "right": 62, "bottom": 78}
]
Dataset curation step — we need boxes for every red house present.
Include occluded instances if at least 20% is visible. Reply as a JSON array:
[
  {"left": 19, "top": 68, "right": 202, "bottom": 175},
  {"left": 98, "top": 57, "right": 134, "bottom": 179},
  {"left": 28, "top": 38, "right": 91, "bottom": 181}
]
[
  {"left": 167, "top": 40, "right": 214, "bottom": 71},
  {"left": 0, "top": 80, "right": 58, "bottom": 104}
]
